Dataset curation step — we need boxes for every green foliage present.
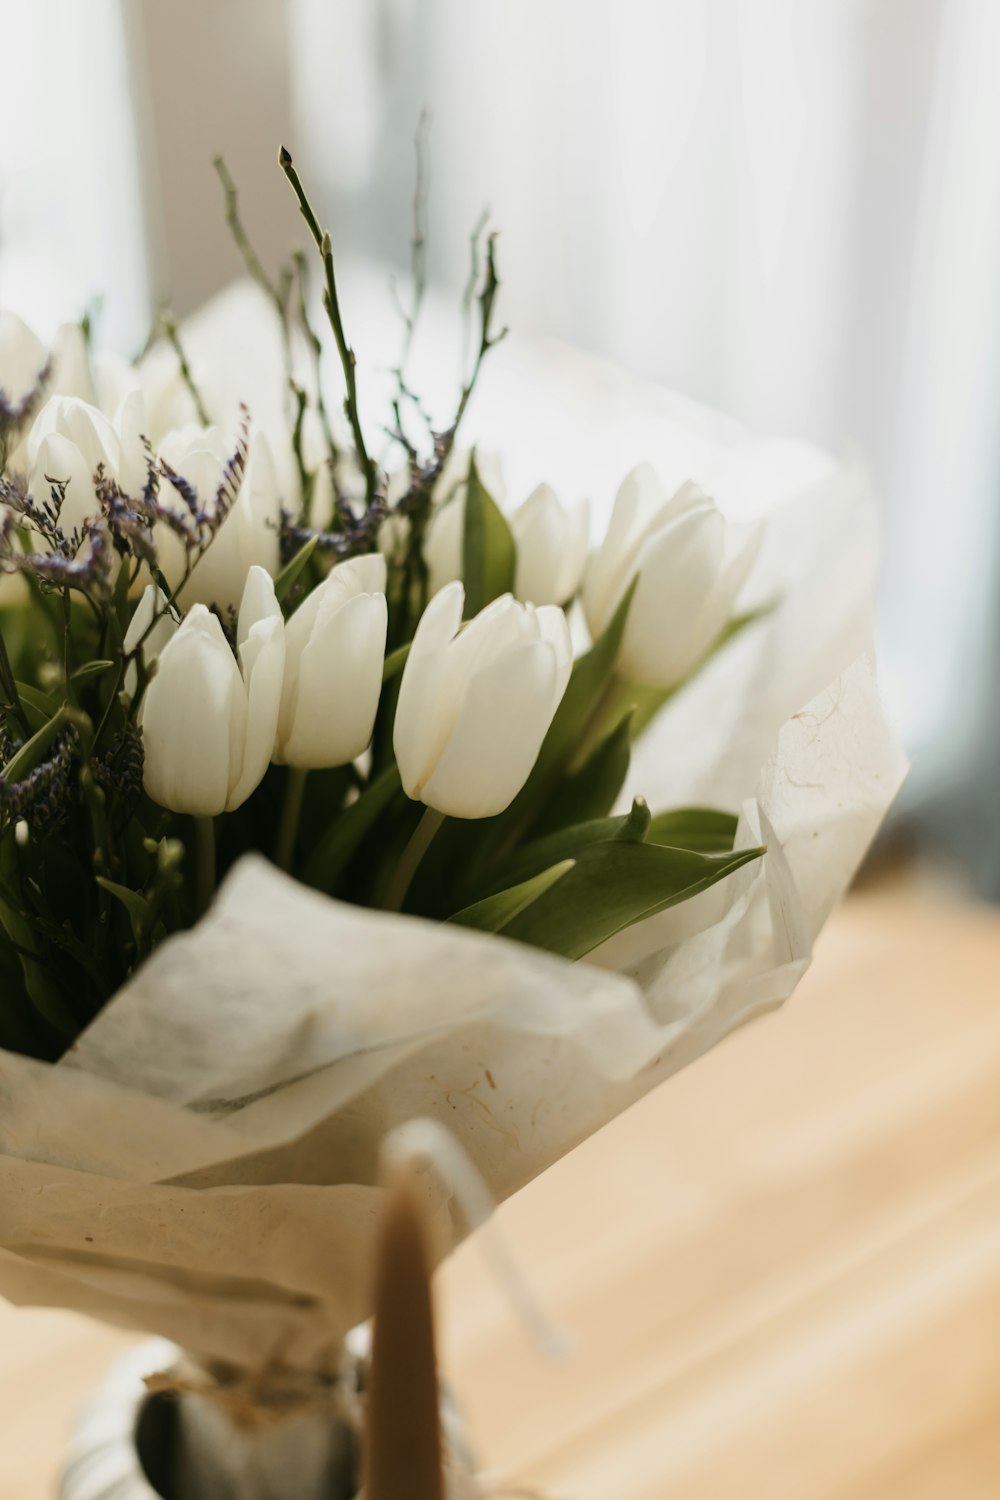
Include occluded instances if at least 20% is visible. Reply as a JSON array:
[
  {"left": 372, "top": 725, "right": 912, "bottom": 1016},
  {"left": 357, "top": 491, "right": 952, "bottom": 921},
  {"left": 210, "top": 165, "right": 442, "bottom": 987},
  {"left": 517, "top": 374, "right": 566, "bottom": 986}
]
[
  {"left": 302, "top": 764, "right": 402, "bottom": 893},
  {"left": 647, "top": 806, "right": 738, "bottom": 853},
  {"left": 448, "top": 859, "right": 575, "bottom": 933},
  {"left": 461, "top": 454, "right": 517, "bottom": 616},
  {"left": 495, "top": 840, "right": 764, "bottom": 959},
  {"left": 529, "top": 709, "right": 635, "bottom": 838},
  {"left": 274, "top": 535, "right": 319, "bottom": 604}
]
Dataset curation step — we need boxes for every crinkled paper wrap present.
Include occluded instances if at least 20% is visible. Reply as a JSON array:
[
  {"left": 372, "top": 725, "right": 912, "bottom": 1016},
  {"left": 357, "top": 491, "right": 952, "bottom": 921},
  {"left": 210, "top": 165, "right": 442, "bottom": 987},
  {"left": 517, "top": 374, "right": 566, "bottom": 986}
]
[{"left": 0, "top": 330, "right": 907, "bottom": 1374}]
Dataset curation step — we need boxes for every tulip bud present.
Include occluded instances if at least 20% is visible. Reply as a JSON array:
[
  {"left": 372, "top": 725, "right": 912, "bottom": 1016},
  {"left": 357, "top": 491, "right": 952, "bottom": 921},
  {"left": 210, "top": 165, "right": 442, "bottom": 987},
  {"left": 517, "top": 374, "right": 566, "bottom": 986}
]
[
  {"left": 138, "top": 565, "right": 285, "bottom": 816},
  {"left": 157, "top": 425, "right": 282, "bottom": 614},
  {"left": 394, "top": 582, "right": 572, "bottom": 819},
  {"left": 419, "top": 449, "right": 506, "bottom": 597},
  {"left": 274, "top": 553, "right": 388, "bottom": 769},
  {"left": 510, "top": 484, "right": 590, "bottom": 606},
  {"left": 583, "top": 463, "right": 762, "bottom": 687}
]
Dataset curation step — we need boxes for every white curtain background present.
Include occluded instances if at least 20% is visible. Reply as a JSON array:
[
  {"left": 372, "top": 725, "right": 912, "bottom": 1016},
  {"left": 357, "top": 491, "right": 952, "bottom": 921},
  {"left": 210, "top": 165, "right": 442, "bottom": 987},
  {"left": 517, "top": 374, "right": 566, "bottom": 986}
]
[
  {"left": 289, "top": 0, "right": 1000, "bottom": 887},
  {"left": 0, "top": 0, "right": 148, "bottom": 349}
]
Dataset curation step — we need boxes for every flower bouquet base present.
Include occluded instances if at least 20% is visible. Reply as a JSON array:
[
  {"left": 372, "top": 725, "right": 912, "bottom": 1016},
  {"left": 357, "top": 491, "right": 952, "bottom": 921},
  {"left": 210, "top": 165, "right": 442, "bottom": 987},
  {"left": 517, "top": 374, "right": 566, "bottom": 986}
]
[{"left": 59, "top": 1336, "right": 481, "bottom": 1500}]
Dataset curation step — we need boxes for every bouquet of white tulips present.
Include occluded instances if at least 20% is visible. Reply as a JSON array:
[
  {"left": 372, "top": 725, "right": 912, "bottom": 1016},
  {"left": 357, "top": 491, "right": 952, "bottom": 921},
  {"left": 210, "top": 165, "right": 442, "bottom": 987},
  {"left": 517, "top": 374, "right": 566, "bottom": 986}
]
[
  {"left": 0, "top": 141, "right": 905, "bottom": 1500},
  {"left": 0, "top": 149, "right": 768, "bottom": 1062}
]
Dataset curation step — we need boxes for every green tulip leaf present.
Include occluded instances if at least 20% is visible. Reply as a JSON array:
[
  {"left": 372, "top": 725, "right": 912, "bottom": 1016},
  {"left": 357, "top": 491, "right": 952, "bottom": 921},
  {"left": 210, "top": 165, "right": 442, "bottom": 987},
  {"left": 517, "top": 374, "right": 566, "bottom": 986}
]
[
  {"left": 274, "top": 534, "right": 319, "bottom": 604},
  {"left": 473, "top": 797, "right": 652, "bottom": 900},
  {"left": 71, "top": 659, "right": 116, "bottom": 684},
  {"left": 530, "top": 708, "right": 634, "bottom": 838},
  {"left": 382, "top": 641, "right": 411, "bottom": 682},
  {"left": 501, "top": 839, "right": 766, "bottom": 960},
  {"left": 96, "top": 877, "right": 152, "bottom": 948},
  {"left": 0, "top": 840, "right": 77, "bottom": 1037},
  {"left": 647, "top": 806, "right": 738, "bottom": 854},
  {"left": 302, "top": 763, "right": 402, "bottom": 892},
  {"left": 448, "top": 858, "right": 576, "bottom": 933},
  {"left": 462, "top": 452, "right": 517, "bottom": 616},
  {"left": 14, "top": 682, "right": 61, "bottom": 734},
  {"left": 2, "top": 705, "right": 70, "bottom": 784}
]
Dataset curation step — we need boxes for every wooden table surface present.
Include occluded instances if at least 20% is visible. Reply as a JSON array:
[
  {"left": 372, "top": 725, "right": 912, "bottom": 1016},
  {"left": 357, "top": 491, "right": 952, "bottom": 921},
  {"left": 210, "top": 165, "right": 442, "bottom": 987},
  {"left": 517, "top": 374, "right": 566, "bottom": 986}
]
[{"left": 3, "top": 890, "right": 1000, "bottom": 1498}]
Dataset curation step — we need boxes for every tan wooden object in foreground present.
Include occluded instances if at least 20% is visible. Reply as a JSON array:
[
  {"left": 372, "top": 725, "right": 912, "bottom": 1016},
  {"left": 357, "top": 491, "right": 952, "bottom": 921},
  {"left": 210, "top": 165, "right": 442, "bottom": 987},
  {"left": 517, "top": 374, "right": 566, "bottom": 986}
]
[{"left": 2, "top": 891, "right": 999, "bottom": 1498}]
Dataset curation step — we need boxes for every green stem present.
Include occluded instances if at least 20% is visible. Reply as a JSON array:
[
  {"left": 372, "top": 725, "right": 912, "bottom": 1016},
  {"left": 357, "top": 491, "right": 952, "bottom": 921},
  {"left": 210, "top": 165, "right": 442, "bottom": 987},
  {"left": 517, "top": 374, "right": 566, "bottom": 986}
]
[
  {"left": 194, "top": 816, "right": 217, "bottom": 917},
  {"left": 0, "top": 625, "right": 29, "bottom": 738},
  {"left": 275, "top": 766, "right": 308, "bottom": 872},
  {"left": 160, "top": 312, "right": 211, "bottom": 426},
  {"left": 383, "top": 806, "right": 445, "bottom": 913},
  {"left": 278, "top": 146, "right": 376, "bottom": 503}
]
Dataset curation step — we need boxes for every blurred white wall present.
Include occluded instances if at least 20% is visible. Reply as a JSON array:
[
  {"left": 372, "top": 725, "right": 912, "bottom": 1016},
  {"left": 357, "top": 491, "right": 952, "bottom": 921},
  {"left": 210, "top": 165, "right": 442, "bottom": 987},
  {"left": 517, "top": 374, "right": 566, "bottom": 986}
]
[{"left": 0, "top": 0, "right": 148, "bottom": 349}]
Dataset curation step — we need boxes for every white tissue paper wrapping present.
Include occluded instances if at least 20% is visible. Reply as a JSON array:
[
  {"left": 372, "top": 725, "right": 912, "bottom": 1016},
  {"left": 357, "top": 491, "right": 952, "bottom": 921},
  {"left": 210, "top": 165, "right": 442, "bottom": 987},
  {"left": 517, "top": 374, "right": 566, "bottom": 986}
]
[{"left": 0, "top": 292, "right": 907, "bottom": 1374}]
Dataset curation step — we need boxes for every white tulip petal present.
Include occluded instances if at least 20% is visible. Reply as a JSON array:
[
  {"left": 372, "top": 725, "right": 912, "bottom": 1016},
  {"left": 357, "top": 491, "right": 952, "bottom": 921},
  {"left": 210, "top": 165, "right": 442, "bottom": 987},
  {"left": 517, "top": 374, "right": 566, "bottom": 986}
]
[
  {"left": 513, "top": 485, "right": 591, "bottom": 606},
  {"left": 444, "top": 592, "right": 523, "bottom": 677},
  {"left": 225, "top": 567, "right": 285, "bottom": 807},
  {"left": 286, "top": 553, "right": 387, "bottom": 654},
  {"left": 717, "top": 519, "right": 765, "bottom": 607},
  {"left": 281, "top": 592, "right": 388, "bottom": 768},
  {"left": 228, "top": 613, "right": 284, "bottom": 810},
  {"left": 28, "top": 395, "right": 120, "bottom": 476},
  {"left": 159, "top": 425, "right": 229, "bottom": 467},
  {"left": 582, "top": 473, "right": 643, "bottom": 636},
  {"left": 585, "top": 463, "right": 699, "bottom": 637},
  {"left": 420, "top": 640, "right": 561, "bottom": 818},
  {"left": 343, "top": 551, "right": 388, "bottom": 595},
  {"left": 28, "top": 432, "right": 100, "bottom": 539},
  {"left": 162, "top": 428, "right": 281, "bottom": 614},
  {"left": 534, "top": 604, "right": 574, "bottom": 700},
  {"left": 278, "top": 554, "right": 388, "bottom": 752},
  {"left": 114, "top": 389, "right": 152, "bottom": 496},
  {"left": 512, "top": 485, "right": 561, "bottom": 606},
  {"left": 659, "top": 479, "right": 710, "bottom": 526},
  {"left": 237, "top": 564, "right": 282, "bottom": 648},
  {"left": 242, "top": 432, "right": 282, "bottom": 577},
  {"left": 423, "top": 489, "right": 465, "bottom": 597},
  {"left": 141, "top": 607, "right": 243, "bottom": 817},
  {"left": 393, "top": 581, "right": 465, "bottom": 797},
  {"left": 620, "top": 506, "right": 727, "bottom": 684}
]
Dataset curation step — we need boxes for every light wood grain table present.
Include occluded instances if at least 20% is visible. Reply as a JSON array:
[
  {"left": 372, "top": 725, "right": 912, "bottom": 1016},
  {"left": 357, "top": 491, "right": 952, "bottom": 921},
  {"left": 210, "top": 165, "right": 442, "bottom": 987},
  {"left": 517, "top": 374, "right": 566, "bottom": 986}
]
[{"left": 3, "top": 891, "right": 1000, "bottom": 1498}]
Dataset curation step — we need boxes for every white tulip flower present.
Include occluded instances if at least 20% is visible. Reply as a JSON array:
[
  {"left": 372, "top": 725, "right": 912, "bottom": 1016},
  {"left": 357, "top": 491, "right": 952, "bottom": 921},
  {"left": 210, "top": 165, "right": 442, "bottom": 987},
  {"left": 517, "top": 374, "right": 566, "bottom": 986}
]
[
  {"left": 274, "top": 553, "right": 388, "bottom": 769},
  {"left": 25, "top": 395, "right": 142, "bottom": 541},
  {"left": 138, "top": 565, "right": 285, "bottom": 816},
  {"left": 583, "top": 463, "right": 762, "bottom": 687},
  {"left": 1, "top": 317, "right": 135, "bottom": 469},
  {"left": 510, "top": 483, "right": 590, "bottom": 606},
  {"left": 394, "top": 582, "right": 573, "bottom": 819},
  {"left": 419, "top": 449, "right": 506, "bottom": 596},
  {"left": 157, "top": 424, "right": 282, "bottom": 614}
]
